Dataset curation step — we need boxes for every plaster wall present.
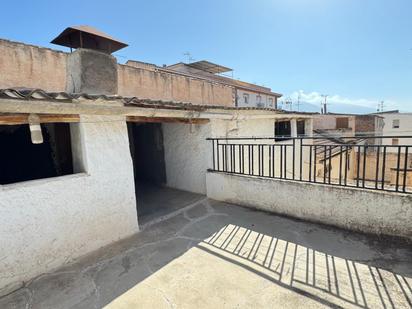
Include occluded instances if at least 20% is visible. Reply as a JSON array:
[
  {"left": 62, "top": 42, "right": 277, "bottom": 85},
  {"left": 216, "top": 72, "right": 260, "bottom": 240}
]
[
  {"left": 117, "top": 64, "right": 234, "bottom": 106},
  {"left": 210, "top": 118, "right": 275, "bottom": 138},
  {"left": 380, "top": 113, "right": 412, "bottom": 151},
  {"left": 163, "top": 123, "right": 211, "bottom": 194},
  {"left": 0, "top": 39, "right": 67, "bottom": 91},
  {"left": 162, "top": 117, "right": 308, "bottom": 195},
  {"left": 206, "top": 172, "right": 412, "bottom": 240},
  {"left": 0, "top": 115, "right": 138, "bottom": 294},
  {"left": 125, "top": 60, "right": 157, "bottom": 71},
  {"left": 354, "top": 151, "right": 412, "bottom": 185}
]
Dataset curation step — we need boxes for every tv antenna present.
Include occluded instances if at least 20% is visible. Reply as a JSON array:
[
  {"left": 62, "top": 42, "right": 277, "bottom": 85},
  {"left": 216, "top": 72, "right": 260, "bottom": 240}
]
[
  {"left": 297, "top": 93, "right": 301, "bottom": 111},
  {"left": 285, "top": 97, "right": 293, "bottom": 111},
  {"left": 321, "top": 94, "right": 329, "bottom": 114},
  {"left": 377, "top": 100, "right": 385, "bottom": 112},
  {"left": 183, "top": 52, "right": 195, "bottom": 63}
]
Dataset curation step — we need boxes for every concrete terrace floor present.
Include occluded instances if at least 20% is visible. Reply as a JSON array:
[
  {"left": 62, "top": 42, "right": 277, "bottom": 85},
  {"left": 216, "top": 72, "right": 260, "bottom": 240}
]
[
  {"left": 1, "top": 199, "right": 412, "bottom": 308},
  {"left": 136, "top": 183, "right": 205, "bottom": 227}
]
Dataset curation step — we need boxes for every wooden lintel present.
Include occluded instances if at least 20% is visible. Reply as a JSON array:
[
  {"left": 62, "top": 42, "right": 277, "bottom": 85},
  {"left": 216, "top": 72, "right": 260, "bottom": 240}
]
[
  {"left": 126, "top": 116, "right": 210, "bottom": 124},
  {"left": 0, "top": 113, "right": 80, "bottom": 125}
]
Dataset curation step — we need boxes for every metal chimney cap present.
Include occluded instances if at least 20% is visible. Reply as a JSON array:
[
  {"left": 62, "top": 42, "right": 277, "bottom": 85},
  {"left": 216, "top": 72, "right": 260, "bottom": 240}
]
[{"left": 50, "top": 25, "right": 128, "bottom": 54}]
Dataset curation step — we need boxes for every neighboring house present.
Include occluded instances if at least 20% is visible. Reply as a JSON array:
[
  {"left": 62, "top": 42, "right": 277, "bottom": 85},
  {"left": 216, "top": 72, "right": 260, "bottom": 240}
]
[
  {"left": 373, "top": 110, "right": 412, "bottom": 149},
  {"left": 313, "top": 113, "right": 384, "bottom": 137},
  {"left": 312, "top": 112, "right": 412, "bottom": 187},
  {"left": 159, "top": 61, "right": 282, "bottom": 109}
]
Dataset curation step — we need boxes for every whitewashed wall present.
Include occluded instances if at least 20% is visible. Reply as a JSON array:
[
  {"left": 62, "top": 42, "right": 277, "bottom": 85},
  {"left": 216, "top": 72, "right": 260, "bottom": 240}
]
[
  {"left": 0, "top": 115, "right": 138, "bottom": 294},
  {"left": 207, "top": 172, "right": 412, "bottom": 240},
  {"left": 236, "top": 90, "right": 277, "bottom": 108},
  {"left": 380, "top": 113, "right": 412, "bottom": 152},
  {"left": 163, "top": 123, "right": 211, "bottom": 194}
]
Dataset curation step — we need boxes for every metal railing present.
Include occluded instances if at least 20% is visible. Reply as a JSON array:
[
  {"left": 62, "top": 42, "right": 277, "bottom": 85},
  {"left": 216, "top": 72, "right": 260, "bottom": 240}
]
[{"left": 207, "top": 135, "right": 412, "bottom": 194}]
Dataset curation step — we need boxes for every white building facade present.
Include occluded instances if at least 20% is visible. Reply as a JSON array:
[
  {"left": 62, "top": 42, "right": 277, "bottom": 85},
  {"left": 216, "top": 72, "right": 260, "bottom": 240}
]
[
  {"left": 236, "top": 89, "right": 278, "bottom": 109},
  {"left": 378, "top": 112, "right": 412, "bottom": 151}
]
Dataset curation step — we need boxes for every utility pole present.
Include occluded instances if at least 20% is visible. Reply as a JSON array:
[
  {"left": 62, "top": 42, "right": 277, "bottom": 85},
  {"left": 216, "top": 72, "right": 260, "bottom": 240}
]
[{"left": 321, "top": 94, "right": 328, "bottom": 114}]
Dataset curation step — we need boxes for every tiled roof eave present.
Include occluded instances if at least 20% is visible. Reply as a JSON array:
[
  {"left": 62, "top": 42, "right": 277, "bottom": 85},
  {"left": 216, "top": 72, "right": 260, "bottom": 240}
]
[{"left": 0, "top": 88, "right": 314, "bottom": 115}]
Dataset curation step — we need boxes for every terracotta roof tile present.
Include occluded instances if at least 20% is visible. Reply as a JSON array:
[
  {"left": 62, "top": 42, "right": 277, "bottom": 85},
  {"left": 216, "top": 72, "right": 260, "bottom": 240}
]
[{"left": 0, "top": 88, "right": 314, "bottom": 115}]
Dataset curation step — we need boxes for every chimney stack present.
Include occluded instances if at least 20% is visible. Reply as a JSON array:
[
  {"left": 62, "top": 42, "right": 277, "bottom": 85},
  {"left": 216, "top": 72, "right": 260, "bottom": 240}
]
[{"left": 51, "top": 26, "right": 128, "bottom": 95}]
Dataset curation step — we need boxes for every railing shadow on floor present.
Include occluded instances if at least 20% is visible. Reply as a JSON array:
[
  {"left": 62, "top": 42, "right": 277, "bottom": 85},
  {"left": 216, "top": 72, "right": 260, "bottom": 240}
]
[{"left": 197, "top": 223, "right": 412, "bottom": 309}]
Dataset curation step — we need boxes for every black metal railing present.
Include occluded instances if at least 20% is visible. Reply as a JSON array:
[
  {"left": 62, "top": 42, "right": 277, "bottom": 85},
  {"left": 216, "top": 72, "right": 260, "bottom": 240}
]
[{"left": 207, "top": 135, "right": 412, "bottom": 194}]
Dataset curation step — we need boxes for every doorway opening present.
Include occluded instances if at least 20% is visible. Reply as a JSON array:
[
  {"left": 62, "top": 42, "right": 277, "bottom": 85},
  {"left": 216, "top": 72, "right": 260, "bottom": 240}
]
[{"left": 127, "top": 121, "right": 204, "bottom": 226}]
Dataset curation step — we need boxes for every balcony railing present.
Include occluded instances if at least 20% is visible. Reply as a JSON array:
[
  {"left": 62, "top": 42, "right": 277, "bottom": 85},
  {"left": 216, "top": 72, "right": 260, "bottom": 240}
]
[{"left": 207, "top": 135, "right": 412, "bottom": 194}]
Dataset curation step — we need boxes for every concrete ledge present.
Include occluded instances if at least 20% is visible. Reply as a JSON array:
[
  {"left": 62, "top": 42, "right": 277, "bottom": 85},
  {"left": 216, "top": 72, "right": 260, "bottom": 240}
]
[{"left": 206, "top": 171, "right": 412, "bottom": 240}]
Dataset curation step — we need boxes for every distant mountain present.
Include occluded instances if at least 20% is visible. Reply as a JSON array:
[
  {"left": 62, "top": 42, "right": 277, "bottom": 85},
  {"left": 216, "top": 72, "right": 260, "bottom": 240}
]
[{"left": 281, "top": 102, "right": 377, "bottom": 114}]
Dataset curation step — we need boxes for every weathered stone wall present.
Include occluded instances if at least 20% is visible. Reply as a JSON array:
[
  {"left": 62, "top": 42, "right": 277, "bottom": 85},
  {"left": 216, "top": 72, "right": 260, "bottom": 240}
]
[
  {"left": 355, "top": 115, "right": 376, "bottom": 134},
  {"left": 118, "top": 64, "right": 234, "bottom": 106},
  {"left": 66, "top": 49, "right": 118, "bottom": 95},
  {"left": 0, "top": 39, "right": 67, "bottom": 91}
]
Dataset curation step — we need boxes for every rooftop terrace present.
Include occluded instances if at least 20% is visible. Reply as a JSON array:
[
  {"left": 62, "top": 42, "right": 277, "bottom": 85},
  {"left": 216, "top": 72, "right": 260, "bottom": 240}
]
[{"left": 1, "top": 197, "right": 410, "bottom": 308}]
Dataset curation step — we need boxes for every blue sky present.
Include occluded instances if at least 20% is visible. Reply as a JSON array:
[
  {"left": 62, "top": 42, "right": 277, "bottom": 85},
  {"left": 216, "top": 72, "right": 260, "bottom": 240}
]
[{"left": 1, "top": 0, "right": 411, "bottom": 112}]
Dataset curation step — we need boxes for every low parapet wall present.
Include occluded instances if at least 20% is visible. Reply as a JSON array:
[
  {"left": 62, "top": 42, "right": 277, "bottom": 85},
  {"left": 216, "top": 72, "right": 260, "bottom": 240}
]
[
  {"left": 0, "top": 38, "right": 234, "bottom": 107},
  {"left": 118, "top": 64, "right": 234, "bottom": 105},
  {"left": 206, "top": 171, "right": 412, "bottom": 240},
  {"left": 0, "top": 39, "right": 67, "bottom": 91}
]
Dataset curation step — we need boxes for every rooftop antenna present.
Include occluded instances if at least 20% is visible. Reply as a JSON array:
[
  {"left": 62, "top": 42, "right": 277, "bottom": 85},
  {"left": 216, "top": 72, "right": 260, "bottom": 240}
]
[
  {"left": 297, "top": 93, "right": 301, "bottom": 111},
  {"left": 183, "top": 52, "right": 195, "bottom": 63},
  {"left": 321, "top": 94, "right": 329, "bottom": 114},
  {"left": 285, "top": 97, "right": 293, "bottom": 111},
  {"left": 377, "top": 100, "right": 385, "bottom": 112}
]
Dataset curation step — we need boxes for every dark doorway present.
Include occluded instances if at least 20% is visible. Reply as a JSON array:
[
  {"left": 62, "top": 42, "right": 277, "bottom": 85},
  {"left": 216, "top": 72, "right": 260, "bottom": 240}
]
[
  {"left": 297, "top": 120, "right": 305, "bottom": 136},
  {"left": 127, "top": 122, "right": 166, "bottom": 186},
  {"left": 127, "top": 121, "right": 204, "bottom": 226},
  {"left": 275, "top": 120, "right": 291, "bottom": 141}
]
